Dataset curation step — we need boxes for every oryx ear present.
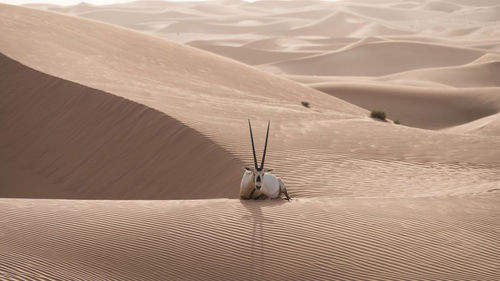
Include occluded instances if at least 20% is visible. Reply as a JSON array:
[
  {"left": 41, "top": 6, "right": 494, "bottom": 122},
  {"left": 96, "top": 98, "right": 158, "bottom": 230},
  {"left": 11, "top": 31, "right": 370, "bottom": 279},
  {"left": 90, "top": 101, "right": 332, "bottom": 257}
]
[
  {"left": 263, "top": 168, "right": 273, "bottom": 173},
  {"left": 245, "top": 167, "right": 252, "bottom": 171}
]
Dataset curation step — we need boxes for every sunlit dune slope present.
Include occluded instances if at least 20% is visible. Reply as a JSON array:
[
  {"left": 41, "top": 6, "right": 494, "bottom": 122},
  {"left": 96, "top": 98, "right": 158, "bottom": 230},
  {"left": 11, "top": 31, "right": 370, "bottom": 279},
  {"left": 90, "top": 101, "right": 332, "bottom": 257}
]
[{"left": 0, "top": 53, "right": 242, "bottom": 199}]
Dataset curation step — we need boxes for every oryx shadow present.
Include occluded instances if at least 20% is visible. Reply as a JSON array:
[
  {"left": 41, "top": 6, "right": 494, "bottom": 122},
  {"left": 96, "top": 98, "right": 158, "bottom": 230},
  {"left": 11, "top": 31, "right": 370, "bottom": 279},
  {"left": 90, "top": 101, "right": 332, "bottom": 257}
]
[{"left": 239, "top": 199, "right": 289, "bottom": 269}]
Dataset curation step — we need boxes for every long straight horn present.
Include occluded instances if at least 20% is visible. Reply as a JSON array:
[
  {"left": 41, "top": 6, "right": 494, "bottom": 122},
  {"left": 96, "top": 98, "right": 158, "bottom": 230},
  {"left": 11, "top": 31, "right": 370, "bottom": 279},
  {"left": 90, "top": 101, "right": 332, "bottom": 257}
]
[
  {"left": 260, "top": 120, "right": 270, "bottom": 169},
  {"left": 248, "top": 120, "right": 258, "bottom": 169}
]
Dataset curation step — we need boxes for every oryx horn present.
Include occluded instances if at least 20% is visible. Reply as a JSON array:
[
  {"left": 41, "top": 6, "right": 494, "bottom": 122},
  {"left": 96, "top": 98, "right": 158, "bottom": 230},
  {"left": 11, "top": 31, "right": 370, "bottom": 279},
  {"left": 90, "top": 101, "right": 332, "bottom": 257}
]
[
  {"left": 247, "top": 120, "right": 270, "bottom": 171},
  {"left": 248, "top": 120, "right": 259, "bottom": 170},
  {"left": 260, "top": 120, "right": 270, "bottom": 169}
]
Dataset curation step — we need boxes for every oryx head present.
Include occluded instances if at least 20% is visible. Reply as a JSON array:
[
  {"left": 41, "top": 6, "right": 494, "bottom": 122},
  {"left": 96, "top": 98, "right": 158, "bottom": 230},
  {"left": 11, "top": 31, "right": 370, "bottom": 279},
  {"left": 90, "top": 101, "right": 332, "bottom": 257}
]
[{"left": 245, "top": 120, "right": 272, "bottom": 190}]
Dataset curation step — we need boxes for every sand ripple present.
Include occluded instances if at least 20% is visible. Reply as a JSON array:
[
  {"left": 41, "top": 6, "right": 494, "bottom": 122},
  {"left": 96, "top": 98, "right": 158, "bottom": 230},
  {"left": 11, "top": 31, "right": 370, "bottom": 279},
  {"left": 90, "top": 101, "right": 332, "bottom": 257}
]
[{"left": 1, "top": 197, "right": 499, "bottom": 280}]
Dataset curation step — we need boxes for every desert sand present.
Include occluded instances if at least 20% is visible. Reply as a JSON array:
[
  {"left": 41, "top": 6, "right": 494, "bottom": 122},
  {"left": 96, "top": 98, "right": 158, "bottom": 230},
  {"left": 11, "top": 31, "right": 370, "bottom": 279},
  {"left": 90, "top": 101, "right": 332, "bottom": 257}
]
[{"left": 1, "top": 1, "right": 499, "bottom": 279}]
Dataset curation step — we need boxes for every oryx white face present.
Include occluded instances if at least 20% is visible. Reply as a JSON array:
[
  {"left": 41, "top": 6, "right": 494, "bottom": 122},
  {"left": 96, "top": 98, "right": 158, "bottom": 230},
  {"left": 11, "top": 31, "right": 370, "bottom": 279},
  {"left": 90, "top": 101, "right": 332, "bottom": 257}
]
[
  {"left": 245, "top": 167, "right": 272, "bottom": 190},
  {"left": 246, "top": 120, "right": 272, "bottom": 191}
]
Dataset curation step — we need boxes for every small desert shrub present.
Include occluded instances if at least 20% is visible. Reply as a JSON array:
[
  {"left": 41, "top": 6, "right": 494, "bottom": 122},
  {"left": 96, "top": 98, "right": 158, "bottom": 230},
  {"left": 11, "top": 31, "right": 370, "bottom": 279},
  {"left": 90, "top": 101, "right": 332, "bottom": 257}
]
[
  {"left": 301, "top": 101, "right": 310, "bottom": 108},
  {"left": 394, "top": 120, "right": 400, "bottom": 125},
  {"left": 370, "top": 110, "right": 386, "bottom": 121}
]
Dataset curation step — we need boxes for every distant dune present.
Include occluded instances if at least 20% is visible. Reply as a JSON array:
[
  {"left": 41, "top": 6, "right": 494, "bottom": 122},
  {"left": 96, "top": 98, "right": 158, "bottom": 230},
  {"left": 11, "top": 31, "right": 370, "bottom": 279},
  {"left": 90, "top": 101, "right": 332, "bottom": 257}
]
[
  {"left": 382, "top": 59, "right": 500, "bottom": 88},
  {"left": 312, "top": 82, "right": 499, "bottom": 129},
  {"left": 186, "top": 43, "right": 318, "bottom": 65},
  {"left": 1, "top": 1, "right": 500, "bottom": 280},
  {"left": 264, "top": 41, "right": 484, "bottom": 76}
]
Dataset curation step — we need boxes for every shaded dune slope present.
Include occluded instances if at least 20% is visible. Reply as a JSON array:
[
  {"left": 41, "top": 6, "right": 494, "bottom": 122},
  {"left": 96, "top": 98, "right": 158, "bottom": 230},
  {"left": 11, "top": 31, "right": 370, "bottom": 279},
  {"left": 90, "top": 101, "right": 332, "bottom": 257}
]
[{"left": 0, "top": 54, "right": 242, "bottom": 199}]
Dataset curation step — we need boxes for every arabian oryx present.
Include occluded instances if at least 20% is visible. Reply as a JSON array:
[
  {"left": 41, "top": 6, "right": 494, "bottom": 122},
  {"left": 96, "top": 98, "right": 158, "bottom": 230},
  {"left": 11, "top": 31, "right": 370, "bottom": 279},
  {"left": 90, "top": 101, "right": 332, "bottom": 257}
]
[{"left": 240, "top": 120, "right": 290, "bottom": 201}]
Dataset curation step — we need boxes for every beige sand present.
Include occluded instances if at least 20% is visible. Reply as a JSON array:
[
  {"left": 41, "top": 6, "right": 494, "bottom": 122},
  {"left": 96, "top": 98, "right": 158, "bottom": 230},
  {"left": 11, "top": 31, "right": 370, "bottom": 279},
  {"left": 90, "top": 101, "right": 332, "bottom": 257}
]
[
  {"left": 1, "top": 1, "right": 499, "bottom": 279},
  {"left": 29, "top": 0, "right": 500, "bottom": 133},
  {"left": 1, "top": 197, "right": 499, "bottom": 280}
]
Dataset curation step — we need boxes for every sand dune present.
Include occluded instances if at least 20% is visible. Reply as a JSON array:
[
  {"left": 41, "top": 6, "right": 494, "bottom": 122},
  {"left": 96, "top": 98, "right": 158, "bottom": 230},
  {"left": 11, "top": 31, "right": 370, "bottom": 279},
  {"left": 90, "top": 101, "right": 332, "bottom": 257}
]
[
  {"left": 264, "top": 41, "right": 484, "bottom": 76},
  {"left": 0, "top": 3, "right": 369, "bottom": 200},
  {"left": 2, "top": 3, "right": 498, "bottom": 197},
  {"left": 187, "top": 43, "right": 319, "bottom": 65},
  {"left": 2, "top": 3, "right": 499, "bottom": 199},
  {"left": 346, "top": 3, "right": 442, "bottom": 21},
  {"left": 2, "top": 1, "right": 500, "bottom": 279},
  {"left": 288, "top": 10, "right": 411, "bottom": 37},
  {"left": 445, "top": 113, "right": 500, "bottom": 136},
  {"left": 421, "top": 0, "right": 462, "bottom": 12},
  {"left": 381, "top": 59, "right": 500, "bottom": 88},
  {"left": 1, "top": 197, "right": 499, "bottom": 280},
  {"left": 0, "top": 53, "right": 242, "bottom": 200},
  {"left": 160, "top": 19, "right": 293, "bottom": 36},
  {"left": 312, "top": 82, "right": 499, "bottom": 129},
  {"left": 242, "top": 37, "right": 371, "bottom": 52},
  {"left": 75, "top": 9, "right": 201, "bottom": 31},
  {"left": 29, "top": 0, "right": 499, "bottom": 134},
  {"left": 287, "top": 11, "right": 367, "bottom": 37}
]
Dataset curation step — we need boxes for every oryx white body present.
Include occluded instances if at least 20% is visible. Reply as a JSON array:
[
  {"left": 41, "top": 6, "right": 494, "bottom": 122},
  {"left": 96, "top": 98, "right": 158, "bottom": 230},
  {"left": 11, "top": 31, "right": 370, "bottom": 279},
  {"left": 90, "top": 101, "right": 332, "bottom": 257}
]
[
  {"left": 239, "top": 120, "right": 290, "bottom": 200},
  {"left": 240, "top": 170, "right": 287, "bottom": 200}
]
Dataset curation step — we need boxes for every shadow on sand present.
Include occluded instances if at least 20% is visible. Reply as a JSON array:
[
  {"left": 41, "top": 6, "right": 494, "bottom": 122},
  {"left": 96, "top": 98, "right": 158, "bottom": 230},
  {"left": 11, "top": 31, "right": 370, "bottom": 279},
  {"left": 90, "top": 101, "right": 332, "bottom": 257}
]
[{"left": 239, "top": 199, "right": 289, "bottom": 268}]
